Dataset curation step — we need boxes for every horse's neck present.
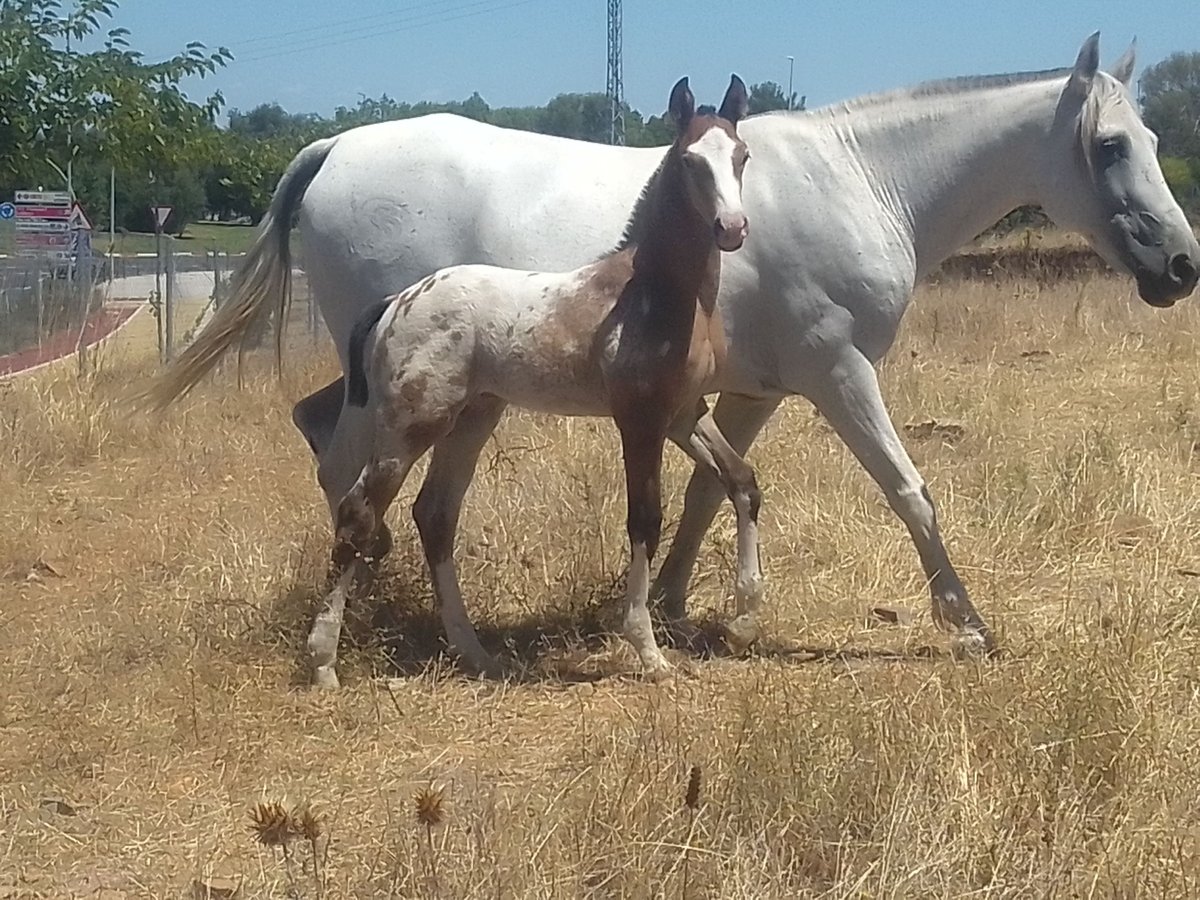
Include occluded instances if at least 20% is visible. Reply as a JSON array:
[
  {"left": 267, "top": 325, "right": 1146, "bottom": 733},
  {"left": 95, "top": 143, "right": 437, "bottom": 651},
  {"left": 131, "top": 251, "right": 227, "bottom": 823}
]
[
  {"left": 829, "top": 79, "right": 1063, "bottom": 278},
  {"left": 630, "top": 161, "right": 719, "bottom": 311}
]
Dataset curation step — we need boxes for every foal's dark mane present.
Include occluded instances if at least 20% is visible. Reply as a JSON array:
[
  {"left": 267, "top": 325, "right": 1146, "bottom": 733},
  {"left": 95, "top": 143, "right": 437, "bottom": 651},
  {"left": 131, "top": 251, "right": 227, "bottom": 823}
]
[
  {"left": 609, "top": 150, "right": 671, "bottom": 254},
  {"left": 608, "top": 107, "right": 724, "bottom": 256}
]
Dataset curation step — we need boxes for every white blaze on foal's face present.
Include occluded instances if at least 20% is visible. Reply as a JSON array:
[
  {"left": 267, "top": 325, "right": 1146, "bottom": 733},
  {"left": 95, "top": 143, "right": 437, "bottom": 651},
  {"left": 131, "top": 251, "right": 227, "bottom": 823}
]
[{"left": 682, "top": 125, "right": 750, "bottom": 252}]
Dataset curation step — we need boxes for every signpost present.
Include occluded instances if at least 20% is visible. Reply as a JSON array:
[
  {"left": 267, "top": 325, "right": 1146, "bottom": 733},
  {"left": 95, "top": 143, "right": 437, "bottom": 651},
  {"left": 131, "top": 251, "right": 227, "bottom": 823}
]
[
  {"left": 152, "top": 205, "right": 173, "bottom": 361},
  {"left": 15, "top": 190, "right": 71, "bottom": 259}
]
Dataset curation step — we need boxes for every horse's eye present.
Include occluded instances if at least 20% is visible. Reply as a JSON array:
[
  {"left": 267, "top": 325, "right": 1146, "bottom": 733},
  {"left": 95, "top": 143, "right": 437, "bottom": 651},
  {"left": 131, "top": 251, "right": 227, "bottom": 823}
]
[{"left": 1096, "top": 135, "right": 1128, "bottom": 165}]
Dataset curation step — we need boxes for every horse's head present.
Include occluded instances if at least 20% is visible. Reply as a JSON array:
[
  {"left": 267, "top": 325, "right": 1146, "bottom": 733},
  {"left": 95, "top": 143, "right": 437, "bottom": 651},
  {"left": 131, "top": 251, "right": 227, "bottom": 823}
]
[
  {"left": 668, "top": 74, "right": 751, "bottom": 252},
  {"left": 1040, "top": 33, "right": 1199, "bottom": 307}
]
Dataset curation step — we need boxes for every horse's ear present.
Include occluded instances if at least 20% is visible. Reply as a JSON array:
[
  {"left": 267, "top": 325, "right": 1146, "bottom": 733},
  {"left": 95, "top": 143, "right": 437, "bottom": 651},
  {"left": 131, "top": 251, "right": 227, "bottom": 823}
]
[
  {"left": 1108, "top": 38, "right": 1136, "bottom": 88},
  {"left": 669, "top": 77, "right": 695, "bottom": 132},
  {"left": 718, "top": 74, "right": 750, "bottom": 126},
  {"left": 1066, "top": 31, "right": 1101, "bottom": 98}
]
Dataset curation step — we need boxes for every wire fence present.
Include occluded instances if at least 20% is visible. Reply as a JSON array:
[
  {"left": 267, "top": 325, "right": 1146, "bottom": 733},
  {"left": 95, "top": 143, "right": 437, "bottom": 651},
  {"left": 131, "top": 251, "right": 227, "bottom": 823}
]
[{"left": 0, "top": 240, "right": 324, "bottom": 376}]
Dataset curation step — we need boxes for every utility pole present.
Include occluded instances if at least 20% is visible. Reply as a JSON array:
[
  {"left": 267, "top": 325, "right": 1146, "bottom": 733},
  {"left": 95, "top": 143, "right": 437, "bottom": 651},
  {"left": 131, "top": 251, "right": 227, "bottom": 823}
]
[{"left": 606, "top": 0, "right": 624, "bottom": 145}]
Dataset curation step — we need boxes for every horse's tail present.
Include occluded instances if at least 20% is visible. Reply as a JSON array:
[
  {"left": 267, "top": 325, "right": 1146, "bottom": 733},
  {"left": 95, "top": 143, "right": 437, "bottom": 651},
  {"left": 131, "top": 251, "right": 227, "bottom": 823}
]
[
  {"left": 138, "top": 135, "right": 340, "bottom": 409},
  {"left": 345, "top": 298, "right": 393, "bottom": 408}
]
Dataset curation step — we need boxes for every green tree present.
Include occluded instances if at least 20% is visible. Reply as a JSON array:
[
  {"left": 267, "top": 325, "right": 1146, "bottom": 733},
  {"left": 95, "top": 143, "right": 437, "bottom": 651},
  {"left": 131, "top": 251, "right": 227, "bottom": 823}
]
[
  {"left": 1140, "top": 51, "right": 1200, "bottom": 160},
  {"left": 0, "top": 0, "right": 230, "bottom": 196},
  {"left": 538, "top": 92, "right": 612, "bottom": 142},
  {"left": 228, "top": 103, "right": 322, "bottom": 142},
  {"left": 747, "top": 81, "right": 800, "bottom": 115}
]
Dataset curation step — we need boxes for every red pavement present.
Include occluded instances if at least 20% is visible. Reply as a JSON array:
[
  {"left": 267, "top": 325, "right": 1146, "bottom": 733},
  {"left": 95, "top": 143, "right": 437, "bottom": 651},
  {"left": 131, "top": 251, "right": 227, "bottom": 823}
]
[{"left": 0, "top": 306, "right": 139, "bottom": 376}]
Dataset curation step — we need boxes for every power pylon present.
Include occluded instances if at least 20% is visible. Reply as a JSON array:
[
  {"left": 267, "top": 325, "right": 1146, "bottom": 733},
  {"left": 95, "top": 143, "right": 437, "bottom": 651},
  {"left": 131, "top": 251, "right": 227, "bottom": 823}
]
[{"left": 606, "top": 0, "right": 624, "bottom": 145}]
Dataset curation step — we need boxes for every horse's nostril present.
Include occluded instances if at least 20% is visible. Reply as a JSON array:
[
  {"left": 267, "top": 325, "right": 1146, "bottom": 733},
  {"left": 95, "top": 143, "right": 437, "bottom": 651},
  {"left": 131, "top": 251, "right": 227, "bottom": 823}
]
[{"left": 1169, "top": 253, "right": 1199, "bottom": 287}]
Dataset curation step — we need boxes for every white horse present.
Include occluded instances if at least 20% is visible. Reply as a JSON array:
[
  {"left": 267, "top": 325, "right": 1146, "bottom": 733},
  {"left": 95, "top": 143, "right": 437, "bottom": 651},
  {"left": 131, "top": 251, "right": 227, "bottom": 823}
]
[{"left": 150, "top": 34, "right": 1198, "bottom": 651}]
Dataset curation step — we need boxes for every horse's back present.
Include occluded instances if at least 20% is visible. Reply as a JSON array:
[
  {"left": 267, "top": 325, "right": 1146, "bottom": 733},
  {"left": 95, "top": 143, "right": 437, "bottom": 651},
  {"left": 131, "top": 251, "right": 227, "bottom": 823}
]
[{"left": 297, "top": 115, "right": 662, "bottom": 351}]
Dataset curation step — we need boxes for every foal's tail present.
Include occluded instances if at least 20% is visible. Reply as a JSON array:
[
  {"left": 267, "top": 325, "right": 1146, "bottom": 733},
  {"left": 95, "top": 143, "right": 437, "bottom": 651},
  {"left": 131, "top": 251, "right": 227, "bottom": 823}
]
[
  {"left": 137, "top": 135, "right": 341, "bottom": 409},
  {"left": 345, "top": 299, "right": 393, "bottom": 408}
]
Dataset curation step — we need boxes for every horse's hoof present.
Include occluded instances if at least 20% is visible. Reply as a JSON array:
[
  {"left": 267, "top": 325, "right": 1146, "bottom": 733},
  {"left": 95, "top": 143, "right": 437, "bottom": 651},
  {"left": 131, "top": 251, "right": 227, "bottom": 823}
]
[
  {"left": 641, "top": 658, "right": 675, "bottom": 683},
  {"left": 312, "top": 665, "right": 340, "bottom": 690},
  {"left": 722, "top": 614, "right": 760, "bottom": 655},
  {"left": 459, "top": 654, "right": 505, "bottom": 681}
]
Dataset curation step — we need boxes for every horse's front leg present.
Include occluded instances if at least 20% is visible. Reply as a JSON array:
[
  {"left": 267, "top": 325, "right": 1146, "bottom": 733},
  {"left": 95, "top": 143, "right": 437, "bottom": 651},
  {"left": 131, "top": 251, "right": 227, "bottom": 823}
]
[
  {"left": 616, "top": 417, "right": 674, "bottom": 678},
  {"left": 809, "top": 348, "right": 996, "bottom": 654},
  {"left": 667, "top": 400, "right": 765, "bottom": 653},
  {"left": 653, "top": 392, "right": 780, "bottom": 626},
  {"left": 308, "top": 554, "right": 370, "bottom": 690}
]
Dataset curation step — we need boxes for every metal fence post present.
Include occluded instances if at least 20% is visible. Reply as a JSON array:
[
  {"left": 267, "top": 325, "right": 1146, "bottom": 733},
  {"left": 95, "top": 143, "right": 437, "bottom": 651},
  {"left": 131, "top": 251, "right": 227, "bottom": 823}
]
[
  {"left": 164, "top": 235, "right": 176, "bottom": 361},
  {"left": 33, "top": 257, "right": 44, "bottom": 349}
]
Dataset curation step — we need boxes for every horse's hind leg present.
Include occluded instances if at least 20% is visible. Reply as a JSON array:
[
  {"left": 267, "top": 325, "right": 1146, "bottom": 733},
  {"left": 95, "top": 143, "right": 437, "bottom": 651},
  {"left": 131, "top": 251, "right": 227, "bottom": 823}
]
[{"left": 412, "top": 397, "right": 507, "bottom": 679}]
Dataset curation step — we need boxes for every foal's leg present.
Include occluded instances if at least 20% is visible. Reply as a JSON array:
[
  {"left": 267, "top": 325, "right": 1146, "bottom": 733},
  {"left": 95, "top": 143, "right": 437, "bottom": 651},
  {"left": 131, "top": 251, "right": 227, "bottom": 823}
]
[
  {"left": 668, "top": 401, "right": 765, "bottom": 652},
  {"left": 652, "top": 393, "right": 781, "bottom": 624},
  {"left": 412, "top": 397, "right": 508, "bottom": 678},
  {"left": 308, "top": 436, "right": 428, "bottom": 689},
  {"left": 616, "top": 417, "right": 673, "bottom": 677},
  {"left": 809, "top": 349, "right": 994, "bottom": 653}
]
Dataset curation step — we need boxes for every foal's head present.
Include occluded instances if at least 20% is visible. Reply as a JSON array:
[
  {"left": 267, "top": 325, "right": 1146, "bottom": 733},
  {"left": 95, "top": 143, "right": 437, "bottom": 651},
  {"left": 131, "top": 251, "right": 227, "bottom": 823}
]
[{"left": 667, "top": 74, "right": 751, "bottom": 252}]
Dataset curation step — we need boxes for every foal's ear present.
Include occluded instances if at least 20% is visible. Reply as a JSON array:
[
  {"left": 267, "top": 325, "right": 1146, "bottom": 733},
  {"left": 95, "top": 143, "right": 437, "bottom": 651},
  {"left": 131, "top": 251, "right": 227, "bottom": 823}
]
[
  {"left": 1066, "top": 31, "right": 1101, "bottom": 98},
  {"left": 669, "top": 77, "right": 695, "bottom": 132},
  {"left": 718, "top": 74, "right": 750, "bottom": 126},
  {"left": 1107, "top": 38, "right": 1137, "bottom": 89}
]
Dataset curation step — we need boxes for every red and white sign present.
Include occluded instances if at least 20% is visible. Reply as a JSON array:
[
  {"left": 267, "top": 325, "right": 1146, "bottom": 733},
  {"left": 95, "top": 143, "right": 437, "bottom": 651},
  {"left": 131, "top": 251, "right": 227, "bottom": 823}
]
[
  {"left": 151, "top": 206, "right": 173, "bottom": 230},
  {"left": 16, "top": 190, "right": 73, "bottom": 257},
  {"left": 68, "top": 202, "right": 92, "bottom": 231},
  {"left": 16, "top": 205, "right": 70, "bottom": 220}
]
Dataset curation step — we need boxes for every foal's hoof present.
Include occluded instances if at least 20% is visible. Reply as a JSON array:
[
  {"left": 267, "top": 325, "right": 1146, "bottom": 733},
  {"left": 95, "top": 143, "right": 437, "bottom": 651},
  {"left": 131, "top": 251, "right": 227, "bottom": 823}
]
[
  {"left": 721, "top": 614, "right": 760, "bottom": 656},
  {"left": 952, "top": 628, "right": 998, "bottom": 661},
  {"left": 666, "top": 619, "right": 707, "bottom": 653},
  {"left": 312, "top": 665, "right": 341, "bottom": 691}
]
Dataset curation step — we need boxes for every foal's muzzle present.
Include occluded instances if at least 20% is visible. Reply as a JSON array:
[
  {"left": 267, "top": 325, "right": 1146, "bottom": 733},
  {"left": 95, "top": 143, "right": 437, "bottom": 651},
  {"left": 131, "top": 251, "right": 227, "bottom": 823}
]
[{"left": 715, "top": 215, "right": 749, "bottom": 252}]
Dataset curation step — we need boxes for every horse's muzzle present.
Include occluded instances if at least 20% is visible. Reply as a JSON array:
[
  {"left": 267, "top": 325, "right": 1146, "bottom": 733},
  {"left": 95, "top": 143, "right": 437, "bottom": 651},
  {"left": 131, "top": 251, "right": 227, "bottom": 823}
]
[
  {"left": 1134, "top": 252, "right": 1199, "bottom": 308},
  {"left": 715, "top": 215, "right": 749, "bottom": 252}
]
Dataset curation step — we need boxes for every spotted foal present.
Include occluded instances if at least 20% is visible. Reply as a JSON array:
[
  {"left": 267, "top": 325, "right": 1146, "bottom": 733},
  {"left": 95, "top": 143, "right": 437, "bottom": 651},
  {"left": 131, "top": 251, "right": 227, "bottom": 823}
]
[{"left": 309, "top": 75, "right": 761, "bottom": 687}]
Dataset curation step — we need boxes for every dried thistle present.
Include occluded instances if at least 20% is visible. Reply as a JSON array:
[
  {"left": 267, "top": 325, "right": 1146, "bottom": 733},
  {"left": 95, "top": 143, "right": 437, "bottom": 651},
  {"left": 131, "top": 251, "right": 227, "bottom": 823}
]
[
  {"left": 414, "top": 783, "right": 447, "bottom": 829},
  {"left": 248, "top": 800, "right": 294, "bottom": 847},
  {"left": 291, "top": 802, "right": 324, "bottom": 843},
  {"left": 684, "top": 765, "right": 702, "bottom": 811}
]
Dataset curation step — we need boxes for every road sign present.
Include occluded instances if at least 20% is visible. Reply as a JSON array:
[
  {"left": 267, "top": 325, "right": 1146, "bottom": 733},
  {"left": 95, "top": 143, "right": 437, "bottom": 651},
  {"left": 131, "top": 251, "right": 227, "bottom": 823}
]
[
  {"left": 16, "top": 189, "right": 70, "bottom": 258},
  {"left": 15, "top": 190, "right": 70, "bottom": 205},
  {"left": 68, "top": 202, "right": 92, "bottom": 231},
  {"left": 151, "top": 206, "right": 173, "bottom": 230},
  {"left": 0, "top": 202, "right": 14, "bottom": 220}
]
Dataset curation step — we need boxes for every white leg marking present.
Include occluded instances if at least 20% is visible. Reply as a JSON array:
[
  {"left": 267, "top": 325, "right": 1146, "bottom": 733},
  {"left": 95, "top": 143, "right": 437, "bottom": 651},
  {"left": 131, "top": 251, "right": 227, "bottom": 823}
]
[
  {"left": 624, "top": 542, "right": 672, "bottom": 676},
  {"left": 308, "top": 562, "right": 361, "bottom": 690}
]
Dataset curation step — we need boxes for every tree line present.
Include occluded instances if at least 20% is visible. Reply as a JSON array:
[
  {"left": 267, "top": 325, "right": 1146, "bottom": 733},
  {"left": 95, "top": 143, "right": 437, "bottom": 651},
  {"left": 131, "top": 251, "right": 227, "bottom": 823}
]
[{"left": 2, "top": 1, "right": 1195, "bottom": 239}]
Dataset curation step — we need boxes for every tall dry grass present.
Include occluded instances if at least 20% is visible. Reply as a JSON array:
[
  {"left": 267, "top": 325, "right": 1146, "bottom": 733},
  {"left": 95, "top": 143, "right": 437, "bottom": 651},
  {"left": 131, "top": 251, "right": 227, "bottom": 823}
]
[{"left": 1, "top": 273, "right": 1199, "bottom": 898}]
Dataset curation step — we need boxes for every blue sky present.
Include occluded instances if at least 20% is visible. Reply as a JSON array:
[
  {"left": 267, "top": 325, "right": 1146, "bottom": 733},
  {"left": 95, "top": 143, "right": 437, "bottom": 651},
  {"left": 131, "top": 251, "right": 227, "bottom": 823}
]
[{"left": 111, "top": 1, "right": 1194, "bottom": 121}]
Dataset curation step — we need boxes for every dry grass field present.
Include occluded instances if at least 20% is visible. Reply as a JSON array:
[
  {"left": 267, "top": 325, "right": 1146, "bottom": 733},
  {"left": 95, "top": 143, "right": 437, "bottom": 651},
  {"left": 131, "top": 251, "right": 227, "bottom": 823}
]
[{"left": 2, "top": 271, "right": 1200, "bottom": 898}]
